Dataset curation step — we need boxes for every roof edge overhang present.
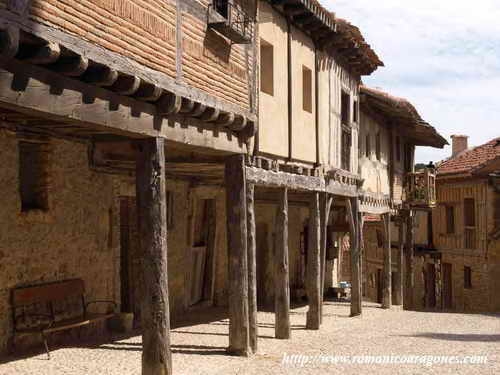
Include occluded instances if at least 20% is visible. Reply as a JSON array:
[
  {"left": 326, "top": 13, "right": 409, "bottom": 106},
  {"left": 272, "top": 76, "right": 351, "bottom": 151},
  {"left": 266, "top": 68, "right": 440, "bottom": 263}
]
[
  {"left": 360, "top": 85, "right": 448, "bottom": 149},
  {"left": 265, "top": 0, "right": 383, "bottom": 76}
]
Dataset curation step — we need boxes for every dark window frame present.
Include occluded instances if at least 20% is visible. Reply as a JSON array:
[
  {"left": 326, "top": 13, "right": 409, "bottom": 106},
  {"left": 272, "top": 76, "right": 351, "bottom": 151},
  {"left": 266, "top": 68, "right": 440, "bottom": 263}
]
[
  {"left": 446, "top": 205, "right": 455, "bottom": 234},
  {"left": 464, "top": 266, "right": 472, "bottom": 289},
  {"left": 260, "top": 39, "right": 274, "bottom": 96}
]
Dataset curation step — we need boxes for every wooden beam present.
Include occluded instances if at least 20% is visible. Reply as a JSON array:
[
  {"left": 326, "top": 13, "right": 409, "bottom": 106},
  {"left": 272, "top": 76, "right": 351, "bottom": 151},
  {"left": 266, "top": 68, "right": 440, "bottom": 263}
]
[
  {"left": 52, "top": 56, "right": 89, "bottom": 77},
  {"left": 275, "top": 187, "right": 291, "bottom": 339},
  {"left": 200, "top": 107, "right": 220, "bottom": 122},
  {"left": 246, "top": 183, "right": 258, "bottom": 354},
  {"left": 0, "top": 24, "right": 19, "bottom": 59},
  {"left": 246, "top": 167, "right": 325, "bottom": 192},
  {"left": 135, "top": 137, "right": 172, "bottom": 375},
  {"left": 347, "top": 197, "right": 362, "bottom": 316},
  {"left": 225, "top": 154, "right": 250, "bottom": 356},
  {"left": 157, "top": 92, "right": 182, "bottom": 116},
  {"left": 111, "top": 74, "right": 141, "bottom": 95},
  {"left": 404, "top": 210, "right": 414, "bottom": 310},
  {"left": 229, "top": 114, "right": 247, "bottom": 131},
  {"left": 134, "top": 82, "right": 163, "bottom": 102},
  {"left": 394, "top": 217, "right": 405, "bottom": 306},
  {"left": 83, "top": 66, "right": 119, "bottom": 87},
  {"left": 23, "top": 42, "right": 60, "bottom": 64},
  {"left": 0, "top": 62, "right": 246, "bottom": 154},
  {"left": 306, "top": 192, "right": 321, "bottom": 330},
  {"left": 216, "top": 112, "right": 235, "bottom": 127},
  {"left": 382, "top": 213, "right": 392, "bottom": 309}
]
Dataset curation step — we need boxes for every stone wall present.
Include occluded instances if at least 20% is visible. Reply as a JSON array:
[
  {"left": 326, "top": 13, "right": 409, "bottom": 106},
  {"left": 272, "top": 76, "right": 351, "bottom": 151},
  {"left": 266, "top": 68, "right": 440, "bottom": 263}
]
[{"left": 0, "top": 129, "right": 120, "bottom": 355}]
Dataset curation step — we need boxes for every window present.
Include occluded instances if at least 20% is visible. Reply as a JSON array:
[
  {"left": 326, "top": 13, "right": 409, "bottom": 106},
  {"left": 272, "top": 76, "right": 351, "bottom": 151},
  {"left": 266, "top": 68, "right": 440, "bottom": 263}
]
[
  {"left": 446, "top": 206, "right": 455, "bottom": 234},
  {"left": 302, "top": 66, "right": 312, "bottom": 113},
  {"left": 341, "top": 91, "right": 350, "bottom": 125},
  {"left": 464, "top": 198, "right": 476, "bottom": 249},
  {"left": 464, "top": 266, "right": 472, "bottom": 289},
  {"left": 214, "top": 0, "right": 229, "bottom": 18},
  {"left": 395, "top": 136, "right": 401, "bottom": 162},
  {"left": 376, "top": 132, "right": 381, "bottom": 161},
  {"left": 260, "top": 39, "right": 274, "bottom": 96},
  {"left": 464, "top": 198, "right": 475, "bottom": 227},
  {"left": 341, "top": 128, "right": 351, "bottom": 171},
  {"left": 365, "top": 134, "right": 371, "bottom": 158},
  {"left": 19, "top": 141, "right": 49, "bottom": 211}
]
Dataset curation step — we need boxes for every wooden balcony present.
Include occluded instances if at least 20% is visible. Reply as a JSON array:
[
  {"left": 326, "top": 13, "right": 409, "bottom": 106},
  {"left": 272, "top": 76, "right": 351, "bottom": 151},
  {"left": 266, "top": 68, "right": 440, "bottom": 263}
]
[
  {"left": 208, "top": 1, "right": 254, "bottom": 44},
  {"left": 406, "top": 169, "right": 437, "bottom": 209}
]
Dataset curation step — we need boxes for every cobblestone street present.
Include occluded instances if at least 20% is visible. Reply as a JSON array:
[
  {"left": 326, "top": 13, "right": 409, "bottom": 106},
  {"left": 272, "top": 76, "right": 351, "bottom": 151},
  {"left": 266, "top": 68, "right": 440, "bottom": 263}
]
[{"left": 2, "top": 301, "right": 498, "bottom": 375}]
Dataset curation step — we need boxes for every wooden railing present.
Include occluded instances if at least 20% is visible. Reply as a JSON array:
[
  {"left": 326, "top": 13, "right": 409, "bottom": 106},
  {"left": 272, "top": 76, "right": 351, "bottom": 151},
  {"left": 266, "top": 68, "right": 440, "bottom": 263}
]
[{"left": 406, "top": 168, "right": 437, "bottom": 209}]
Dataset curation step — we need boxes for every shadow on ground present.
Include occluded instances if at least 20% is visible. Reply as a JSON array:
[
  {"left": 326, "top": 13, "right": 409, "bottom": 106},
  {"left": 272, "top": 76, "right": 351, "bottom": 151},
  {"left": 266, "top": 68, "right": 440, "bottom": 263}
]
[{"left": 401, "top": 332, "right": 500, "bottom": 343}]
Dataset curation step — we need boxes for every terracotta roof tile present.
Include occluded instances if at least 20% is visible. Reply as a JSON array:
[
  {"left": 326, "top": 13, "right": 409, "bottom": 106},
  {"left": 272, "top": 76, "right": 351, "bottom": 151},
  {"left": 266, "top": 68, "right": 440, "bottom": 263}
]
[{"left": 437, "top": 137, "right": 500, "bottom": 176}]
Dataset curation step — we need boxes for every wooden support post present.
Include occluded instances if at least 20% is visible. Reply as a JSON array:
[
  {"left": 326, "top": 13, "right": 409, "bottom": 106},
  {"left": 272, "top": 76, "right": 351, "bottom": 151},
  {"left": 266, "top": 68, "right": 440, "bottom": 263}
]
[
  {"left": 394, "top": 217, "right": 405, "bottom": 306},
  {"left": 382, "top": 213, "right": 392, "bottom": 309},
  {"left": 136, "top": 137, "right": 172, "bottom": 375},
  {"left": 274, "top": 187, "right": 291, "bottom": 339},
  {"left": 246, "top": 183, "right": 258, "bottom": 353},
  {"left": 306, "top": 192, "right": 321, "bottom": 330},
  {"left": 347, "top": 198, "right": 362, "bottom": 317},
  {"left": 225, "top": 155, "right": 250, "bottom": 356},
  {"left": 319, "top": 193, "right": 333, "bottom": 323},
  {"left": 404, "top": 210, "right": 415, "bottom": 310}
]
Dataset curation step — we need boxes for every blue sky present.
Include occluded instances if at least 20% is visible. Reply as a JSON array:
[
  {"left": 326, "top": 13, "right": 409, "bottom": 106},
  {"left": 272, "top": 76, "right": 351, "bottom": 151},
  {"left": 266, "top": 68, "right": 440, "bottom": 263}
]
[{"left": 320, "top": 0, "right": 500, "bottom": 163}]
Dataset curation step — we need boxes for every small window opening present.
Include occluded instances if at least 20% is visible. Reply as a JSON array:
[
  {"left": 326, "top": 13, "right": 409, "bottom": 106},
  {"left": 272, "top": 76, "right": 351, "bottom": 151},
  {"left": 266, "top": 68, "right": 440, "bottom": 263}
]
[
  {"left": 302, "top": 66, "right": 312, "bottom": 113},
  {"left": 260, "top": 39, "right": 274, "bottom": 96},
  {"left": 19, "top": 141, "right": 49, "bottom": 212},
  {"left": 341, "top": 91, "right": 350, "bottom": 125}
]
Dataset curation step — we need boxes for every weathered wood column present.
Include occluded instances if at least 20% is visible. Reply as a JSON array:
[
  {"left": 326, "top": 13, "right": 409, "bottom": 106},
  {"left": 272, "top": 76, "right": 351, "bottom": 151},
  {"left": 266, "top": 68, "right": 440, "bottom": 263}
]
[
  {"left": 136, "top": 137, "right": 172, "bottom": 375},
  {"left": 274, "top": 187, "right": 291, "bottom": 339},
  {"left": 246, "top": 183, "right": 258, "bottom": 353},
  {"left": 382, "top": 213, "right": 392, "bottom": 309},
  {"left": 347, "top": 198, "right": 362, "bottom": 317},
  {"left": 225, "top": 154, "right": 250, "bottom": 356},
  {"left": 306, "top": 192, "right": 321, "bottom": 330},
  {"left": 394, "top": 217, "right": 405, "bottom": 306},
  {"left": 404, "top": 210, "right": 415, "bottom": 310},
  {"left": 319, "top": 193, "right": 333, "bottom": 323}
]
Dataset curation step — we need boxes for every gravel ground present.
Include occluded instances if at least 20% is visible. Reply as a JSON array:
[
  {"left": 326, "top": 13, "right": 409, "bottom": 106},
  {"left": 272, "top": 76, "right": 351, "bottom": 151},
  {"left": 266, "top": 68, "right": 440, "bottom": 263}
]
[{"left": 1, "top": 301, "right": 499, "bottom": 375}]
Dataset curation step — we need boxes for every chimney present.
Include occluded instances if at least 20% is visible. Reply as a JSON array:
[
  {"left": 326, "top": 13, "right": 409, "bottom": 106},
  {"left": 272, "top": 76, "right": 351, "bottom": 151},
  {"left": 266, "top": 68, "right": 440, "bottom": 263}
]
[{"left": 451, "top": 135, "right": 468, "bottom": 157}]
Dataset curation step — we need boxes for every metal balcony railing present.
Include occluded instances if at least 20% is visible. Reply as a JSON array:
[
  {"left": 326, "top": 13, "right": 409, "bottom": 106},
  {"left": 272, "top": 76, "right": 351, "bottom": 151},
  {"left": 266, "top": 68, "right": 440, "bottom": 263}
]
[
  {"left": 406, "top": 168, "right": 437, "bottom": 209},
  {"left": 208, "top": 1, "right": 254, "bottom": 44}
]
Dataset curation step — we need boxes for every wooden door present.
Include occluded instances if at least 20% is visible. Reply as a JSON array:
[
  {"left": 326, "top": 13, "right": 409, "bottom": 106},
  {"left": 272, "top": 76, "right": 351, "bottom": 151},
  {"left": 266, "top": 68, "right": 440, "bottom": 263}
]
[
  {"left": 442, "top": 263, "right": 452, "bottom": 309},
  {"left": 189, "top": 198, "right": 216, "bottom": 306},
  {"left": 426, "top": 263, "right": 437, "bottom": 308}
]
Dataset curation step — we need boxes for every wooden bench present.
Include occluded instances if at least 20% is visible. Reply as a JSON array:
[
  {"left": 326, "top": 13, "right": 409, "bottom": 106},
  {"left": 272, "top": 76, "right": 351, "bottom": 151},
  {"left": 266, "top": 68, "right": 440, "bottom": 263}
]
[{"left": 11, "top": 279, "right": 117, "bottom": 359}]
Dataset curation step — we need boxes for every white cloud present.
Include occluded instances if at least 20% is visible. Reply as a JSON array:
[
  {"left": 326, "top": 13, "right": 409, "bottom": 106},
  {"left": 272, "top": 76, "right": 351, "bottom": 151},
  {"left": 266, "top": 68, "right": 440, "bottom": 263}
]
[{"left": 320, "top": 0, "right": 500, "bottom": 162}]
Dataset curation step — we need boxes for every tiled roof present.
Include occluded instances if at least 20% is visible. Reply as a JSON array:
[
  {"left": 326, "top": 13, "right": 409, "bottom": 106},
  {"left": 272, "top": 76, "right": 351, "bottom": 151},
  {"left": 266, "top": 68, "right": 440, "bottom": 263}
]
[
  {"left": 437, "top": 137, "right": 500, "bottom": 177},
  {"left": 359, "top": 86, "right": 448, "bottom": 149}
]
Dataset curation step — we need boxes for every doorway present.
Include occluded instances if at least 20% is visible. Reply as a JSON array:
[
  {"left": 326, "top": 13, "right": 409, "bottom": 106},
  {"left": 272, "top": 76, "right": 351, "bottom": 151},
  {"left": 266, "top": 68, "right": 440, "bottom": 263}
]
[
  {"left": 442, "top": 263, "right": 452, "bottom": 309},
  {"left": 189, "top": 198, "right": 217, "bottom": 307}
]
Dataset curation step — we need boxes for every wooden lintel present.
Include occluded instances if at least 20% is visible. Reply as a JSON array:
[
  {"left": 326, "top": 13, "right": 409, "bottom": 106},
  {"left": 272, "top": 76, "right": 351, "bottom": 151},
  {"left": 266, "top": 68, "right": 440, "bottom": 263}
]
[{"left": 246, "top": 167, "right": 325, "bottom": 192}]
